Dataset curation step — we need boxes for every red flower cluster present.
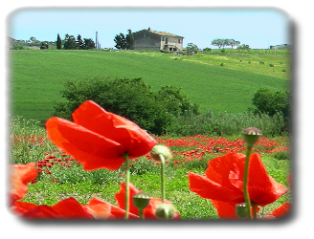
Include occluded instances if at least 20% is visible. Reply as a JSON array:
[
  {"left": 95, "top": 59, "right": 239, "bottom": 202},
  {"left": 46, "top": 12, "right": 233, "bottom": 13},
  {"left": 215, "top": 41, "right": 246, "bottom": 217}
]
[
  {"left": 11, "top": 135, "right": 48, "bottom": 146},
  {"left": 46, "top": 100, "right": 157, "bottom": 171},
  {"left": 188, "top": 152, "right": 288, "bottom": 219},
  {"left": 10, "top": 163, "right": 179, "bottom": 219},
  {"left": 156, "top": 135, "right": 289, "bottom": 156}
]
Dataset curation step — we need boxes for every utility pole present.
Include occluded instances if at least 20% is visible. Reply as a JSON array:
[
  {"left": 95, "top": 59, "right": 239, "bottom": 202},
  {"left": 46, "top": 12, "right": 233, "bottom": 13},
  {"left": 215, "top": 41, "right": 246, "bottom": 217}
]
[{"left": 96, "top": 31, "right": 98, "bottom": 49}]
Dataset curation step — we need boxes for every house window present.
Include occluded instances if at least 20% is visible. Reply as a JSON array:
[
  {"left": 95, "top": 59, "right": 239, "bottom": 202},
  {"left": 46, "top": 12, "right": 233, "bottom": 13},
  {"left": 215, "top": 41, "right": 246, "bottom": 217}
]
[
  {"left": 165, "top": 38, "right": 168, "bottom": 44},
  {"left": 161, "top": 37, "right": 164, "bottom": 41},
  {"left": 178, "top": 39, "right": 181, "bottom": 44}
]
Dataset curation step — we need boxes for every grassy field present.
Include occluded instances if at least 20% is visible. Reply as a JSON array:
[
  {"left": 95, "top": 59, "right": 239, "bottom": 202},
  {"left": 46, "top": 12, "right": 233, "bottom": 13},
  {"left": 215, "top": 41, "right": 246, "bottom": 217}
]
[{"left": 10, "top": 49, "right": 291, "bottom": 123}]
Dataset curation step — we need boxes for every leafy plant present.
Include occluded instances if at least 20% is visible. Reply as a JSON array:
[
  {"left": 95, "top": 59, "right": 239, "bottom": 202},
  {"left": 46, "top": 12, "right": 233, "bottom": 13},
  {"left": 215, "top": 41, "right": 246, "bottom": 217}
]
[{"left": 186, "top": 43, "right": 199, "bottom": 55}]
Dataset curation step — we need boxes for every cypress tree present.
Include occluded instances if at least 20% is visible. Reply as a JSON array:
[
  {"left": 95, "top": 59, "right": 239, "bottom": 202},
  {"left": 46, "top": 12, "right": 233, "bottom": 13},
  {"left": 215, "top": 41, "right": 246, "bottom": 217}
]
[{"left": 57, "top": 34, "right": 62, "bottom": 49}]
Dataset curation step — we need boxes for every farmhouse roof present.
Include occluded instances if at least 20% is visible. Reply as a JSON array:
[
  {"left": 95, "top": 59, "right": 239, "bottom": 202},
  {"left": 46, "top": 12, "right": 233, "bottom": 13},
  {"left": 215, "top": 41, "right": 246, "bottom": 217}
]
[{"left": 134, "top": 29, "right": 183, "bottom": 38}]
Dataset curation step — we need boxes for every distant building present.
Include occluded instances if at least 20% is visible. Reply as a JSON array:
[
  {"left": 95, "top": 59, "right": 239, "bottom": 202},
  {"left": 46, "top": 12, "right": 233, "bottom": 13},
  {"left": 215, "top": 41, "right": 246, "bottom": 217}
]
[
  {"left": 270, "top": 44, "right": 292, "bottom": 50},
  {"left": 133, "top": 28, "right": 184, "bottom": 51}
]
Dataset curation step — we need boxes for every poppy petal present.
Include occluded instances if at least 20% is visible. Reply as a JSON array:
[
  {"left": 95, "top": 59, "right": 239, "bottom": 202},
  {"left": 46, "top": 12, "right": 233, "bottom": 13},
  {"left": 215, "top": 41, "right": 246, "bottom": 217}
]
[
  {"left": 11, "top": 201, "right": 38, "bottom": 216},
  {"left": 211, "top": 200, "right": 238, "bottom": 219},
  {"left": 188, "top": 172, "right": 243, "bottom": 203},
  {"left": 114, "top": 182, "right": 140, "bottom": 216},
  {"left": 86, "top": 197, "right": 138, "bottom": 219},
  {"left": 268, "top": 202, "right": 291, "bottom": 218},
  {"left": 10, "top": 163, "right": 38, "bottom": 203},
  {"left": 72, "top": 100, "right": 157, "bottom": 158},
  {"left": 247, "top": 154, "right": 288, "bottom": 205},
  {"left": 115, "top": 182, "right": 180, "bottom": 219},
  {"left": 23, "top": 198, "right": 94, "bottom": 219},
  {"left": 46, "top": 117, "right": 125, "bottom": 170}
]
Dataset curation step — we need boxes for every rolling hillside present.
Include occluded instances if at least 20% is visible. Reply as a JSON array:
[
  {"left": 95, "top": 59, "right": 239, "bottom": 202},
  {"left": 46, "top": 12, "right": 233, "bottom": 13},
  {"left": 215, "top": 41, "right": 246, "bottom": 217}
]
[{"left": 10, "top": 50, "right": 291, "bottom": 123}]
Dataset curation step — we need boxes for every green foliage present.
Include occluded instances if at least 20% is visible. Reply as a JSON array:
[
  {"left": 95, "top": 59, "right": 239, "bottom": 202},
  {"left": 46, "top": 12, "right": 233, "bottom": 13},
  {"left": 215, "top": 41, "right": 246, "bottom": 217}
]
[
  {"left": 76, "top": 34, "right": 84, "bottom": 49},
  {"left": 166, "top": 110, "right": 288, "bottom": 137},
  {"left": 237, "top": 44, "right": 250, "bottom": 50},
  {"left": 56, "top": 34, "right": 62, "bottom": 50},
  {"left": 269, "top": 63, "right": 274, "bottom": 67},
  {"left": 40, "top": 41, "right": 49, "bottom": 50},
  {"left": 250, "top": 87, "right": 290, "bottom": 118},
  {"left": 53, "top": 77, "right": 199, "bottom": 135},
  {"left": 63, "top": 34, "right": 77, "bottom": 50},
  {"left": 10, "top": 43, "right": 25, "bottom": 50},
  {"left": 114, "top": 33, "right": 127, "bottom": 50},
  {"left": 126, "top": 29, "right": 134, "bottom": 50},
  {"left": 203, "top": 47, "right": 212, "bottom": 52},
  {"left": 211, "top": 39, "right": 224, "bottom": 49},
  {"left": 186, "top": 43, "right": 198, "bottom": 55}
]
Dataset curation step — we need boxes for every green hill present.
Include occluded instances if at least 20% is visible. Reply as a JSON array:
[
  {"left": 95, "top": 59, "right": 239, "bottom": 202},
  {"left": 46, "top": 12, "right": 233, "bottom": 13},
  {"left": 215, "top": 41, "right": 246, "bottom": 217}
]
[{"left": 10, "top": 50, "right": 291, "bottom": 123}]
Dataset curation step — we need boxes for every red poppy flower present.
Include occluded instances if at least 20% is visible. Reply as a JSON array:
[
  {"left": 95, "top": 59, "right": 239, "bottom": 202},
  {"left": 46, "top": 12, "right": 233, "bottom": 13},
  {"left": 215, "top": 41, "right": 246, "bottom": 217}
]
[
  {"left": 10, "top": 163, "right": 38, "bottom": 204},
  {"left": 83, "top": 197, "right": 139, "bottom": 219},
  {"left": 188, "top": 153, "right": 287, "bottom": 218},
  {"left": 12, "top": 197, "right": 94, "bottom": 219},
  {"left": 264, "top": 202, "right": 291, "bottom": 219},
  {"left": 46, "top": 100, "right": 157, "bottom": 170},
  {"left": 114, "top": 182, "right": 181, "bottom": 219}
]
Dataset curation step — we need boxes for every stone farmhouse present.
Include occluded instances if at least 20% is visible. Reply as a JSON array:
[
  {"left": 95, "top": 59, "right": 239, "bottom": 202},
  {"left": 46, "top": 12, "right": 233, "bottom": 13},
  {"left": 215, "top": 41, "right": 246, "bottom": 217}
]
[{"left": 133, "top": 28, "right": 184, "bottom": 51}]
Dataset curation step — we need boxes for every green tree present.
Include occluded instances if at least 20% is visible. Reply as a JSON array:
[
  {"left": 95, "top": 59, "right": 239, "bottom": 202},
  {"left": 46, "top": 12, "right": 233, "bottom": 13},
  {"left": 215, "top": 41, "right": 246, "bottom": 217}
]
[
  {"left": 156, "top": 85, "right": 200, "bottom": 116},
  {"left": 83, "top": 38, "right": 96, "bottom": 49},
  {"left": 56, "top": 34, "right": 62, "bottom": 49},
  {"left": 114, "top": 33, "right": 127, "bottom": 50},
  {"left": 40, "top": 41, "right": 49, "bottom": 50},
  {"left": 76, "top": 34, "right": 84, "bottom": 49},
  {"left": 211, "top": 39, "right": 224, "bottom": 49},
  {"left": 237, "top": 44, "right": 250, "bottom": 50},
  {"left": 63, "top": 34, "right": 77, "bottom": 50},
  {"left": 186, "top": 43, "right": 198, "bottom": 55},
  {"left": 126, "top": 29, "right": 134, "bottom": 50},
  {"left": 249, "top": 87, "right": 290, "bottom": 118}
]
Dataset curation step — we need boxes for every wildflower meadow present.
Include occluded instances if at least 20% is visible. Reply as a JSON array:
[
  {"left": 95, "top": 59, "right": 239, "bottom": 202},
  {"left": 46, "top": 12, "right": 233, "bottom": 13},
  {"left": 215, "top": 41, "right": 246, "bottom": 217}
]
[{"left": 10, "top": 100, "right": 292, "bottom": 220}]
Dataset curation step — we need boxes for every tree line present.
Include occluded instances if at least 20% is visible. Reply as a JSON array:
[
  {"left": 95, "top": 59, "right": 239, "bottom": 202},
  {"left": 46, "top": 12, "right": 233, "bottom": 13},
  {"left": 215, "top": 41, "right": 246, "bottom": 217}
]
[{"left": 56, "top": 34, "right": 96, "bottom": 50}]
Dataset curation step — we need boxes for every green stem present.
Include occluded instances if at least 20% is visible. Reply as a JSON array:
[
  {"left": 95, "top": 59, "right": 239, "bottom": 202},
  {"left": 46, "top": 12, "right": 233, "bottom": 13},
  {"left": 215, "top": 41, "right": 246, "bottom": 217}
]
[
  {"left": 243, "top": 148, "right": 252, "bottom": 219},
  {"left": 138, "top": 209, "right": 144, "bottom": 220},
  {"left": 124, "top": 154, "right": 130, "bottom": 220},
  {"left": 160, "top": 154, "right": 166, "bottom": 203}
]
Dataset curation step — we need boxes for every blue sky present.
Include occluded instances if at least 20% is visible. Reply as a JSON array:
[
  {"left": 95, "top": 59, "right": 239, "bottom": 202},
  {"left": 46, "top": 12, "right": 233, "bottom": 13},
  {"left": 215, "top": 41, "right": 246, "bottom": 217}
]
[{"left": 8, "top": 7, "right": 291, "bottom": 49}]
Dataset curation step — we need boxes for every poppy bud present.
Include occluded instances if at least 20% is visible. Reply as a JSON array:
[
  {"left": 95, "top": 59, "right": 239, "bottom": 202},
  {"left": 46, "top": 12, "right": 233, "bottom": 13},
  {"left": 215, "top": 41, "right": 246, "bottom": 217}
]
[
  {"left": 235, "top": 203, "right": 248, "bottom": 219},
  {"left": 132, "top": 192, "right": 150, "bottom": 211},
  {"left": 242, "top": 127, "right": 262, "bottom": 149},
  {"left": 155, "top": 203, "right": 176, "bottom": 219},
  {"left": 150, "top": 145, "right": 172, "bottom": 162}
]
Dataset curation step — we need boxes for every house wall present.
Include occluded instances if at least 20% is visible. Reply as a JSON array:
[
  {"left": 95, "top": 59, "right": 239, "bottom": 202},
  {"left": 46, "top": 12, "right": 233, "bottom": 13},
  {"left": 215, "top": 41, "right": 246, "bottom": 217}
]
[
  {"left": 160, "top": 36, "right": 184, "bottom": 51},
  {"left": 133, "top": 31, "right": 161, "bottom": 50},
  {"left": 134, "top": 30, "right": 184, "bottom": 51}
]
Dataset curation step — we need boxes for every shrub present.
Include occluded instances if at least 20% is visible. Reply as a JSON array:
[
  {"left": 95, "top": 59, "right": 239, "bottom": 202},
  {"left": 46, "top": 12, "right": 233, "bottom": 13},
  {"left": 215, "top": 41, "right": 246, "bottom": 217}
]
[
  {"left": 269, "top": 63, "right": 274, "bottom": 67},
  {"left": 166, "top": 110, "right": 287, "bottom": 137},
  {"left": 220, "top": 63, "right": 224, "bottom": 67},
  {"left": 186, "top": 43, "right": 199, "bottom": 55},
  {"left": 10, "top": 43, "right": 25, "bottom": 50},
  {"left": 203, "top": 47, "right": 212, "bottom": 52},
  {"left": 250, "top": 87, "right": 290, "bottom": 118},
  {"left": 53, "top": 77, "right": 199, "bottom": 135},
  {"left": 259, "top": 61, "right": 264, "bottom": 64}
]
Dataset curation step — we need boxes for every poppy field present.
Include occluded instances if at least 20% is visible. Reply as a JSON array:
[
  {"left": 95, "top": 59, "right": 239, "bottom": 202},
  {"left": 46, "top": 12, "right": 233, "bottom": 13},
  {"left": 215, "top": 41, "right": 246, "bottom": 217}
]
[{"left": 10, "top": 101, "right": 292, "bottom": 220}]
